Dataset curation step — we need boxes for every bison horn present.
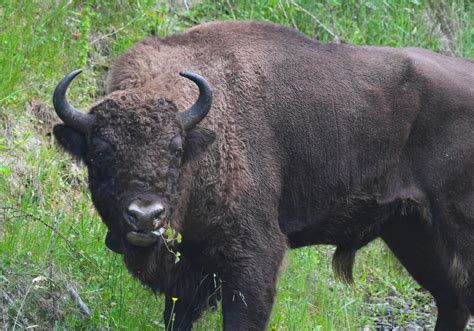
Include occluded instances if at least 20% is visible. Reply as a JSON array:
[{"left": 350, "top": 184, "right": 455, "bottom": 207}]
[
  {"left": 53, "top": 69, "right": 94, "bottom": 133},
  {"left": 177, "top": 71, "right": 213, "bottom": 130}
]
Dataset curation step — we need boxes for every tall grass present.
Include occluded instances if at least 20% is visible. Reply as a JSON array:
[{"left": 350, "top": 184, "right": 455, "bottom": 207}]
[{"left": 1, "top": 1, "right": 472, "bottom": 329}]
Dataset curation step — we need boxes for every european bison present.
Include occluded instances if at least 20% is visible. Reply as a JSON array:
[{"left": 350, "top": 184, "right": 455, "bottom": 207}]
[{"left": 52, "top": 21, "right": 474, "bottom": 330}]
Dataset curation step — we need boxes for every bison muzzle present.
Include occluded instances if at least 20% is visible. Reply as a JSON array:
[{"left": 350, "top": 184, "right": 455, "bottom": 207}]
[{"left": 52, "top": 21, "right": 474, "bottom": 330}]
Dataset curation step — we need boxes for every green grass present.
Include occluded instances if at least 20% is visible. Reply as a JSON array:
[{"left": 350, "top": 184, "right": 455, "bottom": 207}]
[{"left": 1, "top": 0, "right": 472, "bottom": 329}]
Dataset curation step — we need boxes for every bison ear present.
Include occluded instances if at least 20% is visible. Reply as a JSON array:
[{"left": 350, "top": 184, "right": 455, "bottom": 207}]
[
  {"left": 184, "top": 127, "right": 216, "bottom": 162},
  {"left": 53, "top": 124, "right": 87, "bottom": 160}
]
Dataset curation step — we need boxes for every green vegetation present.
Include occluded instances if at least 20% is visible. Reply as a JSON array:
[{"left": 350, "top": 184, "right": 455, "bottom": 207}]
[{"left": 1, "top": 0, "right": 472, "bottom": 329}]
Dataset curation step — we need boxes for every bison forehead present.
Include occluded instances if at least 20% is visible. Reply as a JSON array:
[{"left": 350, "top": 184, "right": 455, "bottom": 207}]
[
  {"left": 87, "top": 91, "right": 184, "bottom": 192},
  {"left": 90, "top": 91, "right": 182, "bottom": 146}
]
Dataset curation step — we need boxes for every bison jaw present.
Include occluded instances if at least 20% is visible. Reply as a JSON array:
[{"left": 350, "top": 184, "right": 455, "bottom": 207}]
[{"left": 126, "top": 227, "right": 165, "bottom": 247}]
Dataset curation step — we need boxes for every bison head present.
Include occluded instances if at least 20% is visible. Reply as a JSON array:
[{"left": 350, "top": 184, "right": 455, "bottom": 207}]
[{"left": 52, "top": 70, "right": 215, "bottom": 250}]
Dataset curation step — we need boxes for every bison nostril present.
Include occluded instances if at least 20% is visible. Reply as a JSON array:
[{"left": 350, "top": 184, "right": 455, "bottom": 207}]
[
  {"left": 153, "top": 218, "right": 162, "bottom": 229},
  {"left": 123, "top": 209, "right": 139, "bottom": 229},
  {"left": 125, "top": 199, "right": 165, "bottom": 230}
]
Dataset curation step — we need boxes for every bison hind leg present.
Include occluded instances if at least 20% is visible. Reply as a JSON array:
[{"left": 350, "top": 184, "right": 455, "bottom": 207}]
[
  {"left": 461, "top": 259, "right": 474, "bottom": 315},
  {"left": 381, "top": 211, "right": 470, "bottom": 330},
  {"left": 332, "top": 246, "right": 356, "bottom": 283},
  {"left": 466, "top": 288, "right": 474, "bottom": 315}
]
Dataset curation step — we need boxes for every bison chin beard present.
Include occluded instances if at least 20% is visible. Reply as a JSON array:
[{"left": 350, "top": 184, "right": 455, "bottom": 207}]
[{"left": 122, "top": 237, "right": 186, "bottom": 294}]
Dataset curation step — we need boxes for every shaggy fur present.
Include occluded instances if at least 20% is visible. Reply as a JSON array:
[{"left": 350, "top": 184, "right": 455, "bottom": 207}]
[{"left": 53, "top": 21, "right": 474, "bottom": 330}]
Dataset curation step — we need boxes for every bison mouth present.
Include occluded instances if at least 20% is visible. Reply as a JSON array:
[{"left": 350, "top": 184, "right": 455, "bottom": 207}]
[
  {"left": 126, "top": 227, "right": 166, "bottom": 247},
  {"left": 122, "top": 195, "right": 169, "bottom": 247}
]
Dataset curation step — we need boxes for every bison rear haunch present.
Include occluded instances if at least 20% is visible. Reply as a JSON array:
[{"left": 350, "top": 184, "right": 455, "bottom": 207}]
[{"left": 53, "top": 21, "right": 474, "bottom": 330}]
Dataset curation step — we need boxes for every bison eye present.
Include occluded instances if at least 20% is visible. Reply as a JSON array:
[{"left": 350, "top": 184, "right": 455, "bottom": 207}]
[
  {"left": 91, "top": 150, "right": 107, "bottom": 164},
  {"left": 174, "top": 148, "right": 183, "bottom": 158},
  {"left": 88, "top": 138, "right": 113, "bottom": 166},
  {"left": 169, "top": 135, "right": 183, "bottom": 157}
]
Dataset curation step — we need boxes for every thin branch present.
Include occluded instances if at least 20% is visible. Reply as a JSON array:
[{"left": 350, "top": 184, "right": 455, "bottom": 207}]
[
  {"left": 89, "top": 14, "right": 144, "bottom": 45},
  {"left": 285, "top": 0, "right": 299, "bottom": 30},
  {"left": 2, "top": 291, "right": 14, "bottom": 330},
  {"left": 226, "top": 0, "right": 236, "bottom": 19},
  {"left": 67, "top": 286, "right": 91, "bottom": 318},
  {"left": 1, "top": 206, "right": 100, "bottom": 271},
  {"left": 12, "top": 282, "right": 33, "bottom": 331},
  {"left": 290, "top": 1, "right": 341, "bottom": 43},
  {"left": 183, "top": 0, "right": 189, "bottom": 10},
  {"left": 47, "top": 215, "right": 59, "bottom": 316}
]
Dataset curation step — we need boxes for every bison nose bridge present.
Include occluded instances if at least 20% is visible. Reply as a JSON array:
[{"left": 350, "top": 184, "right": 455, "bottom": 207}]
[{"left": 124, "top": 198, "right": 165, "bottom": 230}]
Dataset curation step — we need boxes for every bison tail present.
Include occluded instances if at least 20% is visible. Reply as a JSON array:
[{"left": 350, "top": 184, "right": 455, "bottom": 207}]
[{"left": 332, "top": 246, "right": 355, "bottom": 284}]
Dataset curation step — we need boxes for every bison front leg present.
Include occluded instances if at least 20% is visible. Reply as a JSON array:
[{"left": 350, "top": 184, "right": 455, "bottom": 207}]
[
  {"left": 218, "top": 232, "right": 287, "bottom": 330},
  {"left": 163, "top": 294, "right": 196, "bottom": 331},
  {"left": 163, "top": 270, "right": 219, "bottom": 330}
]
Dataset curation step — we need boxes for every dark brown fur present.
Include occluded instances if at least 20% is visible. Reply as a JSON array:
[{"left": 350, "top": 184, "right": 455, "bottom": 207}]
[{"left": 54, "top": 21, "right": 474, "bottom": 330}]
